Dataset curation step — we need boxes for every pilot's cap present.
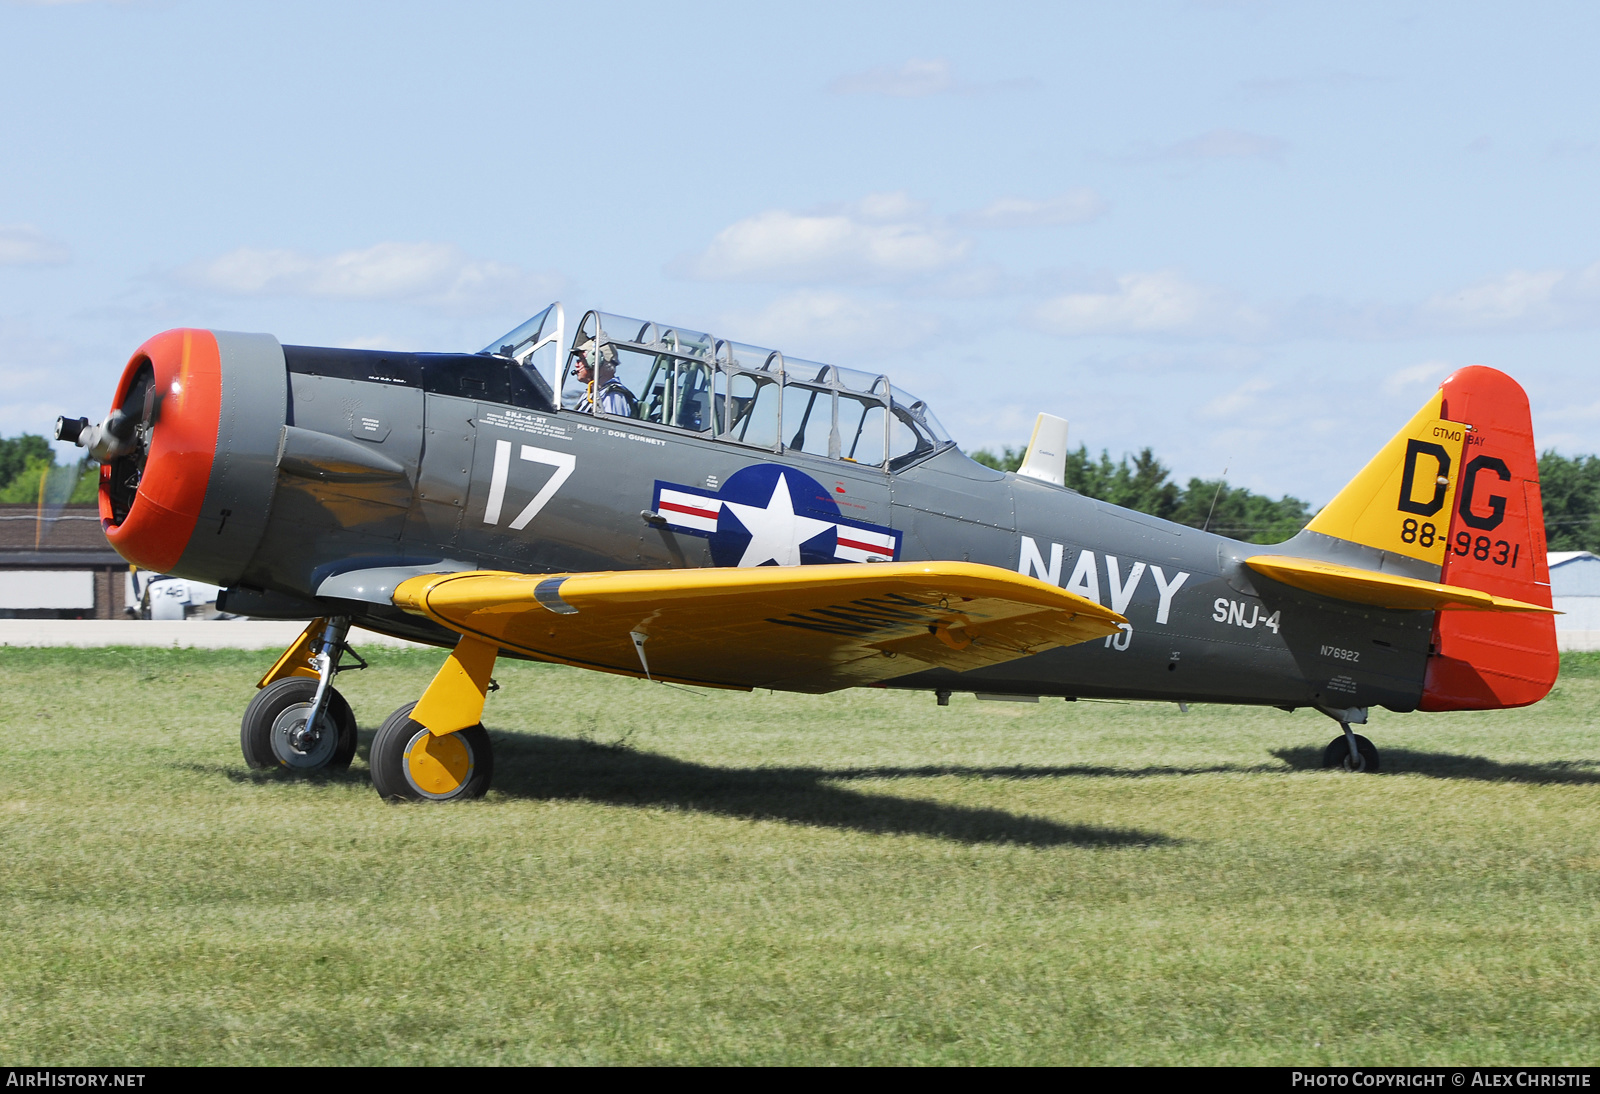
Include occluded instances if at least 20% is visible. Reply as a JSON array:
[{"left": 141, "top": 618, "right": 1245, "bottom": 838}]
[{"left": 572, "top": 338, "right": 617, "bottom": 368}]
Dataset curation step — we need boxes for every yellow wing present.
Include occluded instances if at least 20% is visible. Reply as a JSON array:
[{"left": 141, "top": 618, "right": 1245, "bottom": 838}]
[
  {"left": 392, "top": 561, "right": 1126, "bottom": 693},
  {"left": 1245, "top": 555, "right": 1556, "bottom": 613}
]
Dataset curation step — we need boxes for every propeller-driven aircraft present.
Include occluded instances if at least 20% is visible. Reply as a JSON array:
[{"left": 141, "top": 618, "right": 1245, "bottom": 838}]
[{"left": 56, "top": 303, "right": 1558, "bottom": 800}]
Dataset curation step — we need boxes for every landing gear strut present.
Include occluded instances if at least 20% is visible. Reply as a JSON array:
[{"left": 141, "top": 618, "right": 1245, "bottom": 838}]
[
  {"left": 1318, "top": 705, "right": 1380, "bottom": 773},
  {"left": 241, "top": 617, "right": 365, "bottom": 772}
]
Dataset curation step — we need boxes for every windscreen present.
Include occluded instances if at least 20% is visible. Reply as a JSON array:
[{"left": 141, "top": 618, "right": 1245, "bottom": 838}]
[{"left": 481, "top": 304, "right": 555, "bottom": 359}]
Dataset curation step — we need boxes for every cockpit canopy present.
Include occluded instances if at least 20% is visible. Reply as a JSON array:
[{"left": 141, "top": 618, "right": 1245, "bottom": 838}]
[{"left": 482, "top": 304, "right": 953, "bottom": 471}]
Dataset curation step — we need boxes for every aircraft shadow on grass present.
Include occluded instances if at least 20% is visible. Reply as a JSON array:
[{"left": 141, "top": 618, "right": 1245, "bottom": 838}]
[
  {"left": 1273, "top": 745, "right": 1600, "bottom": 785},
  {"left": 196, "top": 730, "right": 1598, "bottom": 847},
  {"left": 195, "top": 732, "right": 1174, "bottom": 847},
  {"left": 453, "top": 730, "right": 1177, "bottom": 849}
]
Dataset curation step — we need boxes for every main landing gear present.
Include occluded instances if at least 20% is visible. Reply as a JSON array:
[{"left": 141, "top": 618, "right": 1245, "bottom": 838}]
[
  {"left": 368, "top": 635, "right": 500, "bottom": 802},
  {"left": 247, "top": 619, "right": 502, "bottom": 800},
  {"left": 369, "top": 702, "right": 494, "bottom": 802},
  {"left": 241, "top": 617, "right": 365, "bottom": 772},
  {"left": 1318, "top": 705, "right": 1380, "bottom": 773}
]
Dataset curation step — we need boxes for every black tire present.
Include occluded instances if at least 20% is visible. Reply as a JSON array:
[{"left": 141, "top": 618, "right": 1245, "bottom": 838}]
[
  {"left": 369, "top": 701, "right": 493, "bottom": 802},
  {"left": 1322, "top": 733, "right": 1380, "bottom": 773},
  {"left": 240, "top": 677, "right": 358, "bottom": 772}
]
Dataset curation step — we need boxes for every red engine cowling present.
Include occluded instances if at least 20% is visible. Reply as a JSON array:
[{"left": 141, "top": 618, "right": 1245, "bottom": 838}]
[{"left": 97, "top": 328, "right": 287, "bottom": 586}]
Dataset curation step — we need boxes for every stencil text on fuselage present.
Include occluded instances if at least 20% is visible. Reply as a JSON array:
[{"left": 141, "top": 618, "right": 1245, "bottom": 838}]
[{"left": 1016, "top": 537, "right": 1189, "bottom": 624}]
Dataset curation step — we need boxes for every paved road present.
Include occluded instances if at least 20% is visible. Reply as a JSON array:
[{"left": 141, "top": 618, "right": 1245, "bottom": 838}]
[{"left": 0, "top": 620, "right": 427, "bottom": 649}]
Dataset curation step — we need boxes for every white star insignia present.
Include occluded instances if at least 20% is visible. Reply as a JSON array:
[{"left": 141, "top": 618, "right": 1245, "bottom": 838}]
[{"left": 721, "top": 473, "right": 835, "bottom": 567}]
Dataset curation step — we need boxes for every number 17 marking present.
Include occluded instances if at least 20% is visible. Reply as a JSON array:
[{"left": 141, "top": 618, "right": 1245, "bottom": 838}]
[{"left": 483, "top": 439, "right": 576, "bottom": 530}]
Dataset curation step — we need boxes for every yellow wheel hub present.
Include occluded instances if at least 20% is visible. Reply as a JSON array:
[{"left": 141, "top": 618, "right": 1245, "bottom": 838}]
[{"left": 403, "top": 727, "right": 473, "bottom": 799}]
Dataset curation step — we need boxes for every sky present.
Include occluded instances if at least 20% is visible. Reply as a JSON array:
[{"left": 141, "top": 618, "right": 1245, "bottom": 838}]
[{"left": 3, "top": 0, "right": 1599, "bottom": 506}]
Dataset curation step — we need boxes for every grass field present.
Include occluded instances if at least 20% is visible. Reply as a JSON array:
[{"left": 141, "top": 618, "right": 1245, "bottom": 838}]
[{"left": 2, "top": 645, "right": 1598, "bottom": 1065}]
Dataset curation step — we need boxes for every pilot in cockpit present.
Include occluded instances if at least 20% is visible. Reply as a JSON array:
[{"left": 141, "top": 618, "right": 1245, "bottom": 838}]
[{"left": 571, "top": 338, "right": 638, "bottom": 417}]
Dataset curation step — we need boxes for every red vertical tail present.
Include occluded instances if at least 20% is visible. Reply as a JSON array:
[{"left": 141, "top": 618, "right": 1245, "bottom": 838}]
[{"left": 1420, "top": 366, "right": 1558, "bottom": 711}]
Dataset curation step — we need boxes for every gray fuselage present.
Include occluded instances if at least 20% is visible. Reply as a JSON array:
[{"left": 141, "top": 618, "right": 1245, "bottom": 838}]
[{"left": 213, "top": 344, "right": 1434, "bottom": 714}]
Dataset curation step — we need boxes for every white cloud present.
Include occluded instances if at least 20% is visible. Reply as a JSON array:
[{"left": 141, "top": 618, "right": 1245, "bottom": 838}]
[
  {"left": 0, "top": 320, "right": 98, "bottom": 458},
  {"left": 827, "top": 58, "right": 1036, "bottom": 98},
  {"left": 179, "top": 242, "right": 561, "bottom": 313},
  {"left": 718, "top": 290, "right": 941, "bottom": 360},
  {"left": 1162, "top": 128, "right": 1287, "bottom": 161},
  {"left": 1021, "top": 259, "right": 1600, "bottom": 344},
  {"left": 956, "top": 189, "right": 1109, "bottom": 229},
  {"left": 1201, "top": 376, "right": 1277, "bottom": 420},
  {"left": 913, "top": 262, "right": 1018, "bottom": 299},
  {"left": 677, "top": 194, "right": 970, "bottom": 284},
  {"left": 831, "top": 58, "right": 955, "bottom": 97},
  {"left": 1428, "top": 269, "right": 1565, "bottom": 325},
  {"left": 681, "top": 188, "right": 1109, "bottom": 289},
  {"left": 1542, "top": 398, "right": 1600, "bottom": 423},
  {"left": 851, "top": 191, "right": 927, "bottom": 220},
  {"left": 1029, "top": 271, "right": 1262, "bottom": 338},
  {"left": 1382, "top": 360, "right": 1452, "bottom": 396},
  {"left": 0, "top": 225, "right": 70, "bottom": 266},
  {"left": 1421, "top": 265, "right": 1600, "bottom": 331},
  {"left": 1072, "top": 345, "right": 1263, "bottom": 375}
]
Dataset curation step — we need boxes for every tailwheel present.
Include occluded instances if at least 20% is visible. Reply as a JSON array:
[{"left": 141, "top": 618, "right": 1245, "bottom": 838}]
[
  {"left": 369, "top": 702, "right": 493, "bottom": 802},
  {"left": 241, "top": 677, "right": 358, "bottom": 772},
  {"left": 1322, "top": 732, "right": 1380, "bottom": 773}
]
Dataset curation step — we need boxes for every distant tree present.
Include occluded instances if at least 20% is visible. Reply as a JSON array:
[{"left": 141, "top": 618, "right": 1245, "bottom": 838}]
[
  {"left": 971, "top": 446, "right": 1025, "bottom": 473},
  {"left": 971, "top": 442, "right": 1307, "bottom": 543},
  {"left": 1538, "top": 451, "right": 1600, "bottom": 553},
  {"left": 1101, "top": 447, "right": 1182, "bottom": 520},
  {"left": 1171, "top": 479, "right": 1314, "bottom": 543},
  {"left": 0, "top": 433, "right": 98, "bottom": 505},
  {"left": 0, "top": 433, "right": 50, "bottom": 489}
]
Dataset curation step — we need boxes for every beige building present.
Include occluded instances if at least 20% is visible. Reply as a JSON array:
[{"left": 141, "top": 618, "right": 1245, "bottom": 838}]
[{"left": 0, "top": 503, "right": 127, "bottom": 619}]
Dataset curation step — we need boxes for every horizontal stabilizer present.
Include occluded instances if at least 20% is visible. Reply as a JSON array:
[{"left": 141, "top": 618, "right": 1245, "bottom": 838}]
[
  {"left": 1245, "top": 555, "right": 1556, "bottom": 613},
  {"left": 392, "top": 561, "right": 1126, "bottom": 693}
]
